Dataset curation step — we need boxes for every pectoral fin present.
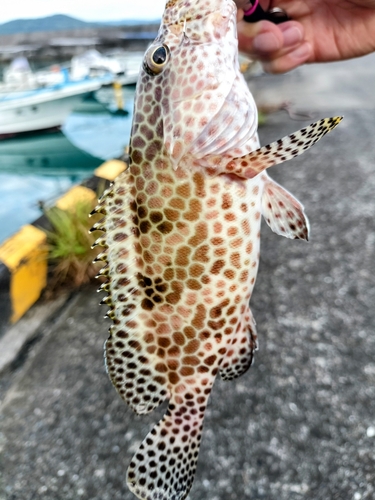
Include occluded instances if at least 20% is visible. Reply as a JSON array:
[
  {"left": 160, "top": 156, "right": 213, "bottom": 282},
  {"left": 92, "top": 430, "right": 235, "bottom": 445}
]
[
  {"left": 261, "top": 177, "right": 309, "bottom": 240},
  {"left": 225, "top": 116, "right": 343, "bottom": 179}
]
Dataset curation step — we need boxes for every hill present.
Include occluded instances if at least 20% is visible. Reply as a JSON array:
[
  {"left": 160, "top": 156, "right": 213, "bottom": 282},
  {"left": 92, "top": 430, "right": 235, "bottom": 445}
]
[{"left": 0, "top": 14, "right": 159, "bottom": 35}]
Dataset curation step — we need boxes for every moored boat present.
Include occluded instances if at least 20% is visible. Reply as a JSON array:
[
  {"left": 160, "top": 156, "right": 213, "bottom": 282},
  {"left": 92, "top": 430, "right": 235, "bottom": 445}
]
[
  {"left": 0, "top": 74, "right": 114, "bottom": 136},
  {"left": 0, "top": 51, "right": 143, "bottom": 137}
]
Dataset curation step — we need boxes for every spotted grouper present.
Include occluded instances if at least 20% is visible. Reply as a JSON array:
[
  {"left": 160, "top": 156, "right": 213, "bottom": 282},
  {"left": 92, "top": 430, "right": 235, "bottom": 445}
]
[{"left": 91, "top": 0, "right": 342, "bottom": 498}]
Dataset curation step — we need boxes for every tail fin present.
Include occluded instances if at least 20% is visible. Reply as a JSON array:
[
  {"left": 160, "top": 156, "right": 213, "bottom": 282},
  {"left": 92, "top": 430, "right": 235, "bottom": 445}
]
[
  {"left": 127, "top": 393, "right": 207, "bottom": 500},
  {"left": 225, "top": 116, "right": 343, "bottom": 179}
]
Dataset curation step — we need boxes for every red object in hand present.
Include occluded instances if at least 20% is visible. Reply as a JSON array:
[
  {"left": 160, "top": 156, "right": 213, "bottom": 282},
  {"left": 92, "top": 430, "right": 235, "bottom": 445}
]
[{"left": 243, "top": 1, "right": 290, "bottom": 24}]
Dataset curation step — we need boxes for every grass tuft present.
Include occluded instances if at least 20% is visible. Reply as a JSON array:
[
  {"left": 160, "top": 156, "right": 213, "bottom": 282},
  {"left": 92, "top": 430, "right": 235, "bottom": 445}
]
[{"left": 42, "top": 200, "right": 104, "bottom": 293}]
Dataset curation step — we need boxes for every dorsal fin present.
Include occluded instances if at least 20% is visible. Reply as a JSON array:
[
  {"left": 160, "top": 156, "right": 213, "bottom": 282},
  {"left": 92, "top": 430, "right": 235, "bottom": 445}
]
[{"left": 97, "top": 171, "right": 169, "bottom": 415}]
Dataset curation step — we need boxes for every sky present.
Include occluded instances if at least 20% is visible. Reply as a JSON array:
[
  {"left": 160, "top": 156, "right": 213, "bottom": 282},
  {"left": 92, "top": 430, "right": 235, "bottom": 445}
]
[{"left": 0, "top": 0, "right": 166, "bottom": 24}]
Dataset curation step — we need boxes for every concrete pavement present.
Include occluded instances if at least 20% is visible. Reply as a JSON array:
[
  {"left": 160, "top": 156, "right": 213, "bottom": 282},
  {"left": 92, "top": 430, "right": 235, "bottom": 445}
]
[{"left": 1, "top": 54, "right": 375, "bottom": 500}]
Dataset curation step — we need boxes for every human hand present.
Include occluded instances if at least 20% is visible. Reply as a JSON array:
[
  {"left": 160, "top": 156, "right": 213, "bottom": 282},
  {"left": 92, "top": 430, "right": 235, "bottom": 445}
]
[{"left": 235, "top": 0, "right": 375, "bottom": 73}]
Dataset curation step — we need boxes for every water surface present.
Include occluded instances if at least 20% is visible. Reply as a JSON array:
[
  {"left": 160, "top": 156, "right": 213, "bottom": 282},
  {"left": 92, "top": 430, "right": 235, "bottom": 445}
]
[{"left": 0, "top": 86, "right": 135, "bottom": 241}]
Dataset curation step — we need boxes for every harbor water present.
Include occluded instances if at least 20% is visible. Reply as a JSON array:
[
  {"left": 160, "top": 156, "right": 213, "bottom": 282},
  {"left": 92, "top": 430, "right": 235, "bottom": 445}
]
[{"left": 0, "top": 85, "right": 135, "bottom": 241}]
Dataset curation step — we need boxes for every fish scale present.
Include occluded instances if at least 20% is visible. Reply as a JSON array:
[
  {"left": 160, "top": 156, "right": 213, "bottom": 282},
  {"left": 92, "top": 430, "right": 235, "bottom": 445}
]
[{"left": 91, "top": 0, "right": 342, "bottom": 498}]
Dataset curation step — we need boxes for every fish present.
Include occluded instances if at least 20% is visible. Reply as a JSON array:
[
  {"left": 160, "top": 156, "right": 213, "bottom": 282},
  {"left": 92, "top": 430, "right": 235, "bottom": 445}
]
[{"left": 91, "top": 0, "right": 342, "bottom": 499}]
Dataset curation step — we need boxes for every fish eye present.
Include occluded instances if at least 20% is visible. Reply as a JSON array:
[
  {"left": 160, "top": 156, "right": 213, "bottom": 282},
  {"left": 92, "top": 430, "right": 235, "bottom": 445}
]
[{"left": 144, "top": 44, "right": 170, "bottom": 76}]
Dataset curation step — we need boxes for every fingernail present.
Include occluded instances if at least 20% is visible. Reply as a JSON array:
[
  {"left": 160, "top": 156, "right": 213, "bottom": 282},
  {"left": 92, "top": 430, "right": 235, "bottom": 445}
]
[
  {"left": 253, "top": 32, "right": 281, "bottom": 53},
  {"left": 282, "top": 26, "right": 303, "bottom": 47},
  {"left": 289, "top": 42, "right": 311, "bottom": 61}
]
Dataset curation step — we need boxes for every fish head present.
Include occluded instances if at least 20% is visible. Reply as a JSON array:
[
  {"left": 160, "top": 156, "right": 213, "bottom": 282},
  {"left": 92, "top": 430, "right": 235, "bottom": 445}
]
[
  {"left": 162, "top": 0, "right": 237, "bottom": 40},
  {"left": 137, "top": 0, "right": 257, "bottom": 169}
]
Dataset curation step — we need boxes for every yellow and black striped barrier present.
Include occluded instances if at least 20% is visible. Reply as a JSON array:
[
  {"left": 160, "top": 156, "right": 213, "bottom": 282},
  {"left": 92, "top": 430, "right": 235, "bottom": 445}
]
[{"left": 0, "top": 158, "right": 127, "bottom": 332}]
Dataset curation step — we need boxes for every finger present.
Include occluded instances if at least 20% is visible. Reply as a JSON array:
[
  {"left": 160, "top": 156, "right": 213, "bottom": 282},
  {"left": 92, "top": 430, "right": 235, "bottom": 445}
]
[
  {"left": 262, "top": 41, "right": 312, "bottom": 73},
  {"left": 239, "top": 20, "right": 303, "bottom": 57},
  {"left": 234, "top": 1, "right": 252, "bottom": 11},
  {"left": 238, "top": 19, "right": 312, "bottom": 73},
  {"left": 260, "top": 21, "right": 311, "bottom": 73},
  {"left": 238, "top": 20, "right": 284, "bottom": 56}
]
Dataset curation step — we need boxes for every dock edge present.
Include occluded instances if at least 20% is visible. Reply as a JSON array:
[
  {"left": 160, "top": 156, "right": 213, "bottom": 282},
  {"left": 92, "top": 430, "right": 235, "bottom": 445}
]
[{"left": 0, "top": 158, "right": 128, "bottom": 334}]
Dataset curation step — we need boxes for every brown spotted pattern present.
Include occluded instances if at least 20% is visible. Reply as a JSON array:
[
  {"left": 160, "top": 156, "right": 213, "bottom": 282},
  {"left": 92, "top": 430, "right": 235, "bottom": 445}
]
[
  {"left": 90, "top": 1, "right": 342, "bottom": 499},
  {"left": 94, "top": 154, "right": 262, "bottom": 500}
]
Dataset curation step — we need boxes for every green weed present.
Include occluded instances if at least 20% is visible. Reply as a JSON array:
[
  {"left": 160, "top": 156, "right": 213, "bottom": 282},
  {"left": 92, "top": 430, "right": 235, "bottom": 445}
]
[{"left": 42, "top": 200, "right": 103, "bottom": 292}]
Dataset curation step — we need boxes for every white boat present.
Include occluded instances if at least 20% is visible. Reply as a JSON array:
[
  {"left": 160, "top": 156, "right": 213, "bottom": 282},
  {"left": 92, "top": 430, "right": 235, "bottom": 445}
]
[
  {"left": 70, "top": 50, "right": 143, "bottom": 86},
  {"left": 70, "top": 49, "right": 122, "bottom": 80},
  {"left": 0, "top": 57, "right": 66, "bottom": 93},
  {"left": 0, "top": 52, "right": 142, "bottom": 136},
  {"left": 0, "top": 76, "right": 114, "bottom": 136}
]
